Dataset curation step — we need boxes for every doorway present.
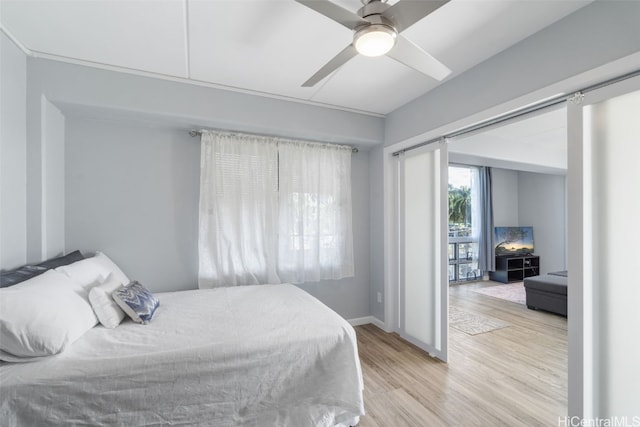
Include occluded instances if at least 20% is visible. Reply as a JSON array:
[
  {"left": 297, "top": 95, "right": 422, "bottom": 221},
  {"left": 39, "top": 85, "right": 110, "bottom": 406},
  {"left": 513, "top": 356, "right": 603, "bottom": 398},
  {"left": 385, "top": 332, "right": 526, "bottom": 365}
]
[
  {"left": 447, "top": 106, "right": 569, "bottom": 282},
  {"left": 383, "top": 72, "right": 640, "bottom": 418}
]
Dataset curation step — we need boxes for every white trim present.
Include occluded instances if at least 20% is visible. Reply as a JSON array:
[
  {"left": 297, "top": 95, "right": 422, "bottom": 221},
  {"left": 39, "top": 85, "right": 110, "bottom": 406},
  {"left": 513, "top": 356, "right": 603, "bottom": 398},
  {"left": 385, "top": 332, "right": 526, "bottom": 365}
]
[
  {"left": 347, "top": 316, "right": 385, "bottom": 329},
  {"left": 382, "top": 147, "right": 399, "bottom": 333},
  {"left": 0, "top": 25, "right": 33, "bottom": 56},
  {"left": 40, "top": 95, "right": 48, "bottom": 259},
  {"left": 439, "top": 143, "right": 450, "bottom": 361},
  {"left": 369, "top": 316, "right": 386, "bottom": 330},
  {"left": 567, "top": 98, "right": 586, "bottom": 417}
]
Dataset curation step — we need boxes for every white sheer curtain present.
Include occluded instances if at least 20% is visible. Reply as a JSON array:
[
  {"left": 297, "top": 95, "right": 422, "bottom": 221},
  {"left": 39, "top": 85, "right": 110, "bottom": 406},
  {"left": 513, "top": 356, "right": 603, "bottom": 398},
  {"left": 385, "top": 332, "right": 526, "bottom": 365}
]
[
  {"left": 277, "top": 142, "right": 354, "bottom": 283},
  {"left": 198, "top": 132, "right": 279, "bottom": 288},
  {"left": 198, "top": 131, "right": 354, "bottom": 288}
]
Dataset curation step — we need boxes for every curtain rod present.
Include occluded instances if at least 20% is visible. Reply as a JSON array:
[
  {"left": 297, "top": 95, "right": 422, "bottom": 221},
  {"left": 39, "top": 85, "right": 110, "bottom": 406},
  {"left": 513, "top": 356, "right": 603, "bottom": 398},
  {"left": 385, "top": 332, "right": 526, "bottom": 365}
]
[
  {"left": 392, "top": 68, "right": 640, "bottom": 157},
  {"left": 189, "top": 129, "right": 359, "bottom": 153}
]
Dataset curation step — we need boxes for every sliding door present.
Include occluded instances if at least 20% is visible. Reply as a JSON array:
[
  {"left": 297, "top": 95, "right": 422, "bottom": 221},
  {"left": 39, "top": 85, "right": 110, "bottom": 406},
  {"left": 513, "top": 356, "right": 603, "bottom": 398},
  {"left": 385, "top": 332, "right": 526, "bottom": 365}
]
[
  {"left": 567, "top": 75, "right": 640, "bottom": 418},
  {"left": 398, "top": 141, "right": 448, "bottom": 361}
]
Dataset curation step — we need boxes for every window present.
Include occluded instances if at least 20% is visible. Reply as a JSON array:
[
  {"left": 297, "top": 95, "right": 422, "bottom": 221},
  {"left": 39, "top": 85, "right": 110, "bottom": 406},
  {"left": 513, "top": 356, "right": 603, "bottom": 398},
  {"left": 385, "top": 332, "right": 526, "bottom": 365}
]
[
  {"left": 277, "top": 141, "right": 354, "bottom": 283},
  {"left": 448, "top": 166, "right": 481, "bottom": 282},
  {"left": 198, "top": 132, "right": 354, "bottom": 288}
]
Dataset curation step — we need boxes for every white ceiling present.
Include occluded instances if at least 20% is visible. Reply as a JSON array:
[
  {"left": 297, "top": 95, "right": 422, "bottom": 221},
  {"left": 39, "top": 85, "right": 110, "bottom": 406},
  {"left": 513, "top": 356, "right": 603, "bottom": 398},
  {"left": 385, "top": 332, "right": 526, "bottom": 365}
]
[
  {"left": 449, "top": 106, "right": 567, "bottom": 174},
  {"left": 0, "top": 0, "right": 591, "bottom": 116}
]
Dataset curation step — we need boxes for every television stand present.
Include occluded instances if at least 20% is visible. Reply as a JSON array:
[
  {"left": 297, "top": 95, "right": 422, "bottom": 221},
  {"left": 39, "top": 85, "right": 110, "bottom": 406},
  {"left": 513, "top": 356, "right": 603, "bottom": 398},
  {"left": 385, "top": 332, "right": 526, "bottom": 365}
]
[{"left": 490, "top": 255, "right": 540, "bottom": 284}]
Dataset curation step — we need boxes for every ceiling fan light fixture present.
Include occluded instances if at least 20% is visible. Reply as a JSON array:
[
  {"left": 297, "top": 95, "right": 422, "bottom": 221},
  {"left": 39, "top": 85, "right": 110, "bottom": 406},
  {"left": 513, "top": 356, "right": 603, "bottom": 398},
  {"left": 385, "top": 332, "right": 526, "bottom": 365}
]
[{"left": 353, "top": 24, "right": 397, "bottom": 57}]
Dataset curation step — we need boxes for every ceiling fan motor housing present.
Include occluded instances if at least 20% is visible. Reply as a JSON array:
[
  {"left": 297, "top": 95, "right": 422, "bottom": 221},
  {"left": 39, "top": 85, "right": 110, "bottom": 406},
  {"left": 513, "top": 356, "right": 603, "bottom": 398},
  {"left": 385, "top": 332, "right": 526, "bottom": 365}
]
[{"left": 357, "top": 0, "right": 392, "bottom": 21}]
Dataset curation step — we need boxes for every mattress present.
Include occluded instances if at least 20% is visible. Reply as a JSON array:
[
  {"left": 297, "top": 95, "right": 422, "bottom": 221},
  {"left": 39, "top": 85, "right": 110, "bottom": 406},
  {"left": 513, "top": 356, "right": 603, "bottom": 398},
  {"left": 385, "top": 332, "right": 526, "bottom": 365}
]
[{"left": 0, "top": 284, "right": 364, "bottom": 426}]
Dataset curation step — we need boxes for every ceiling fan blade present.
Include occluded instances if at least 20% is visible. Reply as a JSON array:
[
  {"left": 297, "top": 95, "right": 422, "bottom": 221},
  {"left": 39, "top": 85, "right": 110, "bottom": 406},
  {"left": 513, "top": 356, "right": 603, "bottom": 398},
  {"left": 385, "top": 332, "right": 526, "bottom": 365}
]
[
  {"left": 294, "top": 0, "right": 367, "bottom": 30},
  {"left": 302, "top": 45, "right": 358, "bottom": 87},
  {"left": 387, "top": 36, "right": 451, "bottom": 81},
  {"left": 382, "top": 0, "right": 450, "bottom": 33}
]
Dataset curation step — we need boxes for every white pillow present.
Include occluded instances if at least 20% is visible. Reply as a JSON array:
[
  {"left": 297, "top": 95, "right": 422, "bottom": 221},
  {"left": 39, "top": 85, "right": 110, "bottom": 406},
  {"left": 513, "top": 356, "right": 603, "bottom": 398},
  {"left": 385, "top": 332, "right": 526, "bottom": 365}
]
[
  {"left": 88, "top": 273, "right": 126, "bottom": 329},
  {"left": 55, "top": 251, "right": 129, "bottom": 292},
  {"left": 0, "top": 269, "right": 98, "bottom": 362}
]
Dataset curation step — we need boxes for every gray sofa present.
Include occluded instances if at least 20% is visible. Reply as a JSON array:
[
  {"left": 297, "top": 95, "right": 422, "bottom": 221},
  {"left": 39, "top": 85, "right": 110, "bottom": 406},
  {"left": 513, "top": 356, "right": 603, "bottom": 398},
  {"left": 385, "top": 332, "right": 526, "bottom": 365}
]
[{"left": 523, "top": 271, "right": 567, "bottom": 316}]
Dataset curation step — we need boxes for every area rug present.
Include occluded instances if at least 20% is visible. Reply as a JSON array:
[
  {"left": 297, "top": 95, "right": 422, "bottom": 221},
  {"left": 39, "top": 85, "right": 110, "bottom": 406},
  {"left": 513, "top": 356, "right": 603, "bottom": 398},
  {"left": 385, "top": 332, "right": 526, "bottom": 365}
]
[
  {"left": 471, "top": 282, "right": 526, "bottom": 305},
  {"left": 449, "top": 306, "right": 510, "bottom": 335}
]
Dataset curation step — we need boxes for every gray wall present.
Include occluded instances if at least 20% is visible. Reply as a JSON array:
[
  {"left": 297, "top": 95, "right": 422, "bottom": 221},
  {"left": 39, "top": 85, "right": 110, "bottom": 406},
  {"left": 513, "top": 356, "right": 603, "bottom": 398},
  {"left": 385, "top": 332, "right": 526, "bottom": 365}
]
[
  {"left": 492, "top": 168, "right": 519, "bottom": 227},
  {"left": 517, "top": 171, "right": 566, "bottom": 274},
  {"left": 27, "top": 58, "right": 383, "bottom": 148},
  {"left": 65, "top": 115, "right": 371, "bottom": 319},
  {"left": 65, "top": 117, "right": 200, "bottom": 292},
  {"left": 491, "top": 167, "right": 566, "bottom": 275},
  {"left": 0, "top": 32, "right": 27, "bottom": 269}
]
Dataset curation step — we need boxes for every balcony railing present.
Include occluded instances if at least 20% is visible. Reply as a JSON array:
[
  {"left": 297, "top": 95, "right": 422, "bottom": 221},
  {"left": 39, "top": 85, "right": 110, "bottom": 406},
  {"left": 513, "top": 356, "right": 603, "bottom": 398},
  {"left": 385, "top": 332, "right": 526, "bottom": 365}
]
[{"left": 449, "top": 226, "right": 480, "bottom": 283}]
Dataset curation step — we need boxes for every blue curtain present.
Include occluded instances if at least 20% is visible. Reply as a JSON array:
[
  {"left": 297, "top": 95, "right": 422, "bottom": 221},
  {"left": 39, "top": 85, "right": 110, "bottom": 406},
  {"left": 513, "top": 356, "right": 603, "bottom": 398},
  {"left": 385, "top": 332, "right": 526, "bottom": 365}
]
[{"left": 478, "top": 167, "right": 495, "bottom": 272}]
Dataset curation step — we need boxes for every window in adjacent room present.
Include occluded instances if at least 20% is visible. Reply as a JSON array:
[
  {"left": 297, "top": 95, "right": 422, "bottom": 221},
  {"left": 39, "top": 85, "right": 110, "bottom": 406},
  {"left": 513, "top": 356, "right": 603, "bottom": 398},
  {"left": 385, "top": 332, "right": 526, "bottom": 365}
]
[{"left": 448, "top": 165, "right": 481, "bottom": 282}]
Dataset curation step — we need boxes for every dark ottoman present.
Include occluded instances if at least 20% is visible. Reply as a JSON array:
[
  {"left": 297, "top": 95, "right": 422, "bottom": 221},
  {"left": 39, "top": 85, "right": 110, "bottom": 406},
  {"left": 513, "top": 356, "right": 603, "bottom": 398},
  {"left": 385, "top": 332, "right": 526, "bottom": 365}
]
[{"left": 523, "top": 273, "right": 567, "bottom": 316}]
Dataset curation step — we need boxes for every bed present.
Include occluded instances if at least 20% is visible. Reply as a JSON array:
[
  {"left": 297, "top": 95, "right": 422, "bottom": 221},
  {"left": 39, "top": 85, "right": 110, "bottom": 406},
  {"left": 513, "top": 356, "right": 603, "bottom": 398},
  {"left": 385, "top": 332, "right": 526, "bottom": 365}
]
[{"left": 0, "top": 283, "right": 364, "bottom": 426}]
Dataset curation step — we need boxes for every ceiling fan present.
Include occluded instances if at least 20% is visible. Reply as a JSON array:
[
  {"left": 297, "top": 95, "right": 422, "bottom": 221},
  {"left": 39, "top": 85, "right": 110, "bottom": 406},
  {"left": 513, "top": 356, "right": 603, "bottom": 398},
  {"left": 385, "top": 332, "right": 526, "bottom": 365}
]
[{"left": 295, "top": 0, "right": 452, "bottom": 87}]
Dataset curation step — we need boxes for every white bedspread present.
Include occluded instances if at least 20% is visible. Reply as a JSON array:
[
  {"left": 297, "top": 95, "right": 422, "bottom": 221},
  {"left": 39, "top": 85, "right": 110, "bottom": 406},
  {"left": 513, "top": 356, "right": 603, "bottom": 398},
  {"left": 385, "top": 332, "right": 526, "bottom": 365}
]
[{"left": 0, "top": 284, "right": 364, "bottom": 426}]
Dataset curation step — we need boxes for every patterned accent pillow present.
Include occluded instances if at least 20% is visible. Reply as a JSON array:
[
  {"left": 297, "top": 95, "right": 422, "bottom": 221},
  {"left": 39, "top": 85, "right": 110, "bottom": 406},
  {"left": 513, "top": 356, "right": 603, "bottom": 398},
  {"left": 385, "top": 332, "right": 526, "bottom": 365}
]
[{"left": 112, "top": 281, "right": 159, "bottom": 324}]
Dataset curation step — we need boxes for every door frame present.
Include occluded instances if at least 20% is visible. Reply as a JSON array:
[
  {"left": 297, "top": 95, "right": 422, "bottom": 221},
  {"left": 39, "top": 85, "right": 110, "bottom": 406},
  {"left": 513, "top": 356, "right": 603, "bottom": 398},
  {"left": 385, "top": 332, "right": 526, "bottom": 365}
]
[
  {"left": 566, "top": 74, "right": 640, "bottom": 417},
  {"left": 381, "top": 56, "right": 640, "bottom": 419}
]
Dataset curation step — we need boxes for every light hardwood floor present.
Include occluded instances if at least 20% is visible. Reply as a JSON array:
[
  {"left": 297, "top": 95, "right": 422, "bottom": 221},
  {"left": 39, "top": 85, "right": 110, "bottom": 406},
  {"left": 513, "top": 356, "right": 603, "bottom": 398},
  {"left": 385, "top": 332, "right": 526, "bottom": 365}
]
[{"left": 355, "top": 281, "right": 567, "bottom": 426}]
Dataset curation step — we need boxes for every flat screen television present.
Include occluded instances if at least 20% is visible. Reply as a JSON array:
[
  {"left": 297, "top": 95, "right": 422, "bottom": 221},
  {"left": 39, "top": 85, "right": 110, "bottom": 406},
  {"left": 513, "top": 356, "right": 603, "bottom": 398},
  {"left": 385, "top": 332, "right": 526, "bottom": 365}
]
[{"left": 494, "top": 226, "right": 534, "bottom": 256}]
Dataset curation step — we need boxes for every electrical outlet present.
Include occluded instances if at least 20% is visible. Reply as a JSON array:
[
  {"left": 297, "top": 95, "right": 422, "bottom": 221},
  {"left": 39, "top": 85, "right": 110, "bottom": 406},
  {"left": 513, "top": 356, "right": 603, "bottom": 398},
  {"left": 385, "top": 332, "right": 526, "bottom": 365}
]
[{"left": 377, "top": 292, "right": 382, "bottom": 303}]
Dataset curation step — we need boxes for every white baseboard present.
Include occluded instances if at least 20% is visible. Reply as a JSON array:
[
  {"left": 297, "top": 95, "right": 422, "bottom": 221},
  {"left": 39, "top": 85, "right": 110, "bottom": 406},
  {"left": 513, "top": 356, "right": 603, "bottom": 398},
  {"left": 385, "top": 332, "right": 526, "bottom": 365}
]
[
  {"left": 370, "top": 317, "right": 387, "bottom": 331},
  {"left": 347, "top": 316, "right": 386, "bottom": 329},
  {"left": 347, "top": 316, "right": 374, "bottom": 326}
]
